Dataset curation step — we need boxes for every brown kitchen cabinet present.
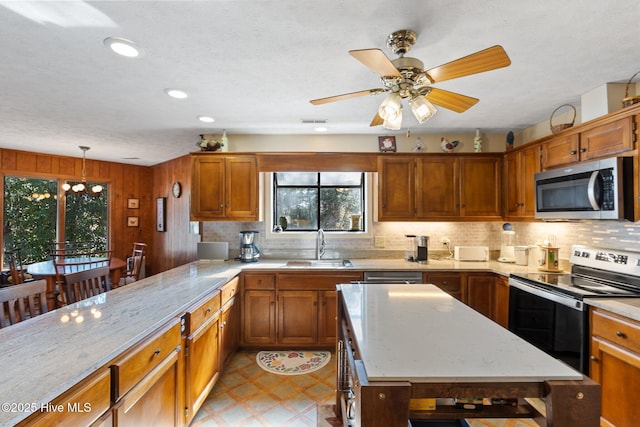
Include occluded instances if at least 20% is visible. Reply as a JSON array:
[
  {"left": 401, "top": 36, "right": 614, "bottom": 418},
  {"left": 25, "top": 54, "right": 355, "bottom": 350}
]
[
  {"left": 111, "top": 319, "right": 183, "bottom": 427},
  {"left": 242, "top": 273, "right": 277, "bottom": 345},
  {"left": 378, "top": 154, "right": 501, "bottom": 221},
  {"left": 184, "top": 290, "right": 221, "bottom": 425},
  {"left": 191, "top": 154, "right": 258, "bottom": 221},
  {"left": 219, "top": 277, "right": 240, "bottom": 368},
  {"left": 590, "top": 307, "right": 640, "bottom": 427},
  {"left": 493, "top": 275, "right": 509, "bottom": 328},
  {"left": 464, "top": 273, "right": 495, "bottom": 319},
  {"left": 17, "top": 369, "right": 111, "bottom": 427},
  {"left": 424, "top": 272, "right": 463, "bottom": 300},
  {"left": 241, "top": 271, "right": 361, "bottom": 347},
  {"left": 503, "top": 144, "right": 541, "bottom": 220},
  {"left": 541, "top": 117, "right": 633, "bottom": 170}
]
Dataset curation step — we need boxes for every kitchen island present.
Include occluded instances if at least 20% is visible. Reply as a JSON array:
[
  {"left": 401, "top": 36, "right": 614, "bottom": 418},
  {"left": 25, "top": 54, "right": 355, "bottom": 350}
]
[{"left": 336, "top": 283, "right": 600, "bottom": 427}]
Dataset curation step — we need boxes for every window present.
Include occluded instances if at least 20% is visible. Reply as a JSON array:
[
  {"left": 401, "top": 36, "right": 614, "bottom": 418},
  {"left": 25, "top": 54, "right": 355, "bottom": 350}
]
[
  {"left": 273, "top": 172, "right": 364, "bottom": 232},
  {"left": 3, "top": 176, "right": 108, "bottom": 264}
]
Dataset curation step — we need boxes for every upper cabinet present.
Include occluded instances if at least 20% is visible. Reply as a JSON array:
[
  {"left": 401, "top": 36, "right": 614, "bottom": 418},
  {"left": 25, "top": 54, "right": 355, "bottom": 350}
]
[
  {"left": 191, "top": 154, "right": 259, "bottom": 221},
  {"left": 541, "top": 117, "right": 634, "bottom": 170},
  {"left": 503, "top": 145, "right": 541, "bottom": 220},
  {"left": 378, "top": 154, "right": 502, "bottom": 221}
]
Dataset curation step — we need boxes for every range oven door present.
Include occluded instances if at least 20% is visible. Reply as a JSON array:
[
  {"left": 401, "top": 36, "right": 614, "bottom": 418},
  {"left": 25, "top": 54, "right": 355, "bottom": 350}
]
[{"left": 508, "top": 279, "right": 588, "bottom": 374}]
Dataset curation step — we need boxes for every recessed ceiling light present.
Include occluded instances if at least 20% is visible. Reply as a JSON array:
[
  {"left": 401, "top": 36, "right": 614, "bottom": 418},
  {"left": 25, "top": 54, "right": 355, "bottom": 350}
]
[
  {"left": 164, "top": 88, "right": 189, "bottom": 99},
  {"left": 198, "top": 116, "right": 215, "bottom": 123},
  {"left": 103, "top": 37, "right": 143, "bottom": 58},
  {"left": 314, "top": 126, "right": 328, "bottom": 132}
]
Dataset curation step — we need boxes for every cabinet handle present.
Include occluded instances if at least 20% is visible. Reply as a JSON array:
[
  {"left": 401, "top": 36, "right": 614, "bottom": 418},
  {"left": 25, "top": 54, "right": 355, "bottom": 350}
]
[
  {"left": 616, "top": 330, "right": 627, "bottom": 338},
  {"left": 570, "top": 150, "right": 577, "bottom": 155},
  {"left": 590, "top": 355, "right": 598, "bottom": 362},
  {"left": 442, "top": 281, "right": 448, "bottom": 285},
  {"left": 205, "top": 308, "right": 211, "bottom": 314},
  {"left": 153, "top": 348, "right": 161, "bottom": 356},
  {"left": 219, "top": 203, "right": 224, "bottom": 208},
  {"left": 579, "top": 148, "right": 587, "bottom": 153}
]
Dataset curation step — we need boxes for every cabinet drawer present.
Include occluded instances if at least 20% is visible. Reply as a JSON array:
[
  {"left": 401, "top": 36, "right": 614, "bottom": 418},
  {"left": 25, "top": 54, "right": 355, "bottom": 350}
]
[
  {"left": 221, "top": 277, "right": 239, "bottom": 305},
  {"left": 112, "top": 319, "right": 181, "bottom": 400},
  {"left": 188, "top": 291, "right": 221, "bottom": 333},
  {"left": 591, "top": 308, "right": 640, "bottom": 354},
  {"left": 277, "top": 272, "right": 363, "bottom": 290},
  {"left": 425, "top": 273, "right": 462, "bottom": 293},
  {"left": 20, "top": 369, "right": 111, "bottom": 427},
  {"left": 243, "top": 273, "right": 275, "bottom": 290}
]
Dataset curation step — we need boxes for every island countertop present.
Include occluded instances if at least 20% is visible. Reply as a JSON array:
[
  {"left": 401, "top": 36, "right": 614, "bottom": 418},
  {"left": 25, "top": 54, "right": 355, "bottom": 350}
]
[{"left": 338, "top": 282, "right": 582, "bottom": 382}]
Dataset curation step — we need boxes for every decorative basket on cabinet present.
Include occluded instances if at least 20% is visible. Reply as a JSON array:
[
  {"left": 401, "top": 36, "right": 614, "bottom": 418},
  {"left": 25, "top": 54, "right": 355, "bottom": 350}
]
[{"left": 549, "top": 104, "right": 576, "bottom": 134}]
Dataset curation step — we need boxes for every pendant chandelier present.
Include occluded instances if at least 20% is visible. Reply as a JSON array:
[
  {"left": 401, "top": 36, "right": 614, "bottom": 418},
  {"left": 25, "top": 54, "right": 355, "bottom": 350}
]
[{"left": 62, "top": 146, "right": 103, "bottom": 196}]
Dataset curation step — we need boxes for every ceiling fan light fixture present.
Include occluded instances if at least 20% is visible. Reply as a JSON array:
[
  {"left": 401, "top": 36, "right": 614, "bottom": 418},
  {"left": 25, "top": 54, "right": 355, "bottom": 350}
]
[
  {"left": 410, "top": 95, "right": 437, "bottom": 123},
  {"left": 383, "top": 108, "right": 403, "bottom": 130},
  {"left": 378, "top": 92, "right": 402, "bottom": 121}
]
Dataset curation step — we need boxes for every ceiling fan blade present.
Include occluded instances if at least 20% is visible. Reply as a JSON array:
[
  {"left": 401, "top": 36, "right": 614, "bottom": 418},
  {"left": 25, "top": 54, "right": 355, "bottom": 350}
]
[
  {"left": 310, "top": 89, "right": 383, "bottom": 105},
  {"left": 426, "top": 87, "right": 479, "bottom": 113},
  {"left": 349, "top": 49, "right": 402, "bottom": 77},
  {"left": 369, "top": 113, "right": 383, "bottom": 127},
  {"left": 425, "top": 45, "right": 511, "bottom": 83}
]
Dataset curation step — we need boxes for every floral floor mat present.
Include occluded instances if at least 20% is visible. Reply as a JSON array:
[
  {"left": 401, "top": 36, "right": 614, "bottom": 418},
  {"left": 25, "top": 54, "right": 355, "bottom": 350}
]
[{"left": 256, "top": 350, "right": 331, "bottom": 375}]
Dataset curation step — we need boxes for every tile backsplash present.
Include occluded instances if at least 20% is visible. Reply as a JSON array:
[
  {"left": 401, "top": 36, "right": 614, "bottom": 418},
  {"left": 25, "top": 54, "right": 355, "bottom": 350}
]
[{"left": 203, "top": 220, "right": 640, "bottom": 260}]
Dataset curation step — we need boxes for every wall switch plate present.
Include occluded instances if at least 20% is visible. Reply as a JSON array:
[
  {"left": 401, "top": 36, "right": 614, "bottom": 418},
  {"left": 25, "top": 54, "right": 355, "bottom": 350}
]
[{"left": 374, "top": 236, "right": 385, "bottom": 248}]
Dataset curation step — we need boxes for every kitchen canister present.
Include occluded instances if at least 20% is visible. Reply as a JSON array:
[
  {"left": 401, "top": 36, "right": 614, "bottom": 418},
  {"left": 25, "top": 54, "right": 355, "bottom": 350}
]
[{"left": 514, "top": 246, "right": 529, "bottom": 265}]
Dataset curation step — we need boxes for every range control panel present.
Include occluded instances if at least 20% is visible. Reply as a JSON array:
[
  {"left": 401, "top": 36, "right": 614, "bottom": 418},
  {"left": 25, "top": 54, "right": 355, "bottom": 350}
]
[{"left": 570, "top": 245, "right": 640, "bottom": 275}]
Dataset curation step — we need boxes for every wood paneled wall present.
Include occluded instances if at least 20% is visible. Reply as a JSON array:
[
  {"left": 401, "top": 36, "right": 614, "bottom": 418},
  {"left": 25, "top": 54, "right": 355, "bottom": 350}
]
[
  {"left": 0, "top": 148, "right": 154, "bottom": 272},
  {"left": 151, "top": 154, "right": 199, "bottom": 273}
]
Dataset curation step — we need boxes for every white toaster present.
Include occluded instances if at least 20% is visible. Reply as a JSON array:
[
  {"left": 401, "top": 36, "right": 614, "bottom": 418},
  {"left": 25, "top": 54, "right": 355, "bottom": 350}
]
[{"left": 454, "top": 246, "right": 489, "bottom": 261}]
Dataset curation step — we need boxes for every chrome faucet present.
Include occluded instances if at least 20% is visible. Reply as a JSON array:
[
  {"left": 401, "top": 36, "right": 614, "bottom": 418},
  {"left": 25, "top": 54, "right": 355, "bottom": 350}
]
[{"left": 316, "top": 228, "right": 326, "bottom": 260}]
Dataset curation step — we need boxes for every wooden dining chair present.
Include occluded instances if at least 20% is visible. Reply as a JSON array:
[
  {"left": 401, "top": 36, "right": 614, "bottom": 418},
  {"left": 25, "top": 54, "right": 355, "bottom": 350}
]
[
  {"left": 120, "top": 242, "right": 147, "bottom": 286},
  {"left": 61, "top": 266, "right": 111, "bottom": 304},
  {"left": 4, "top": 247, "right": 33, "bottom": 285},
  {"left": 0, "top": 279, "right": 48, "bottom": 328}
]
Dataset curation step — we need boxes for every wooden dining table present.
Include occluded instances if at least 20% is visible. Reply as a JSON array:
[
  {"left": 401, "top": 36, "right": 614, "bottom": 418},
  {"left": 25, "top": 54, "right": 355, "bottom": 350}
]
[{"left": 26, "top": 257, "right": 127, "bottom": 310}]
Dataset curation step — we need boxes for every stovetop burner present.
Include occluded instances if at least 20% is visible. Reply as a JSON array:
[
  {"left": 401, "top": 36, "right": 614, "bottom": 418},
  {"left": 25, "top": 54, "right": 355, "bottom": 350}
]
[{"left": 511, "top": 272, "right": 639, "bottom": 299}]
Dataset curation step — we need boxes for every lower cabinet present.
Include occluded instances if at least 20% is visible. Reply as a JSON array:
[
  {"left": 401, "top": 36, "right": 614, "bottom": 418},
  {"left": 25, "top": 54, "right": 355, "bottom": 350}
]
[
  {"left": 17, "top": 369, "right": 111, "bottom": 427},
  {"left": 424, "top": 272, "right": 463, "bottom": 301},
  {"left": 465, "top": 273, "right": 495, "bottom": 319},
  {"left": 242, "top": 271, "right": 361, "bottom": 347},
  {"left": 184, "top": 291, "right": 221, "bottom": 425},
  {"left": 111, "top": 319, "right": 183, "bottom": 427},
  {"left": 493, "top": 275, "right": 509, "bottom": 328},
  {"left": 590, "top": 307, "right": 640, "bottom": 427}
]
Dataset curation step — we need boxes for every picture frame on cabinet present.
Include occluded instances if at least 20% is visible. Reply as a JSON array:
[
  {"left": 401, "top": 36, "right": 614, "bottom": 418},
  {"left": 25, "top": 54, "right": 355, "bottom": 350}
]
[
  {"left": 378, "top": 136, "right": 397, "bottom": 152},
  {"left": 156, "top": 197, "right": 166, "bottom": 232},
  {"left": 127, "top": 198, "right": 139, "bottom": 209},
  {"left": 127, "top": 216, "right": 139, "bottom": 227}
]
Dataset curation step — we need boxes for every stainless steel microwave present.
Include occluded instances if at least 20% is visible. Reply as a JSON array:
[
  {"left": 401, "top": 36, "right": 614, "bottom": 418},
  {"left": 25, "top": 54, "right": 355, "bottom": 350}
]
[{"left": 534, "top": 157, "right": 634, "bottom": 220}]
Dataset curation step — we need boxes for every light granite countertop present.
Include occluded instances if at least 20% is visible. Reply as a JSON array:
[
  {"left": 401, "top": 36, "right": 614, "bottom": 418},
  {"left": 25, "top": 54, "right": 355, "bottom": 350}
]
[
  {"left": 340, "top": 283, "right": 582, "bottom": 382},
  {"left": 2, "top": 256, "right": 638, "bottom": 425}
]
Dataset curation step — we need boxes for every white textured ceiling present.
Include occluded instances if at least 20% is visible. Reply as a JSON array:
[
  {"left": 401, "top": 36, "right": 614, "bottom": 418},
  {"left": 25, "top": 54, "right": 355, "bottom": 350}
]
[{"left": 0, "top": 1, "right": 639, "bottom": 166}]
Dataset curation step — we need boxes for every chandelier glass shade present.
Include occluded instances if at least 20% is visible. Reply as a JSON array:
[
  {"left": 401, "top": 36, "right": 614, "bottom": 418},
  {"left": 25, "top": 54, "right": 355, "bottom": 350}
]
[
  {"left": 383, "top": 108, "right": 403, "bottom": 130},
  {"left": 380, "top": 91, "right": 438, "bottom": 130},
  {"left": 409, "top": 95, "right": 437, "bottom": 123}
]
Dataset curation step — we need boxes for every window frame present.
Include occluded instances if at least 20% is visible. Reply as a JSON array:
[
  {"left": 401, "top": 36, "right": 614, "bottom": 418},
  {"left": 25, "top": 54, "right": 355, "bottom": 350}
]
[{"left": 264, "top": 172, "right": 374, "bottom": 241}]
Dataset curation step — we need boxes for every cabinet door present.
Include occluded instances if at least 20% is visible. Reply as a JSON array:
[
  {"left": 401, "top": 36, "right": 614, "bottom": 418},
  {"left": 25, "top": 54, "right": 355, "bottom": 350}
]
[
  {"left": 243, "top": 290, "right": 276, "bottom": 345},
  {"left": 541, "top": 133, "right": 580, "bottom": 169},
  {"left": 318, "top": 290, "right": 337, "bottom": 344},
  {"left": 185, "top": 310, "right": 220, "bottom": 424},
  {"left": 220, "top": 297, "right": 239, "bottom": 368},
  {"left": 504, "top": 146, "right": 540, "bottom": 219},
  {"left": 377, "top": 156, "right": 416, "bottom": 220},
  {"left": 465, "top": 274, "right": 494, "bottom": 319},
  {"left": 225, "top": 156, "right": 258, "bottom": 220},
  {"left": 493, "top": 275, "right": 509, "bottom": 328},
  {"left": 416, "top": 156, "right": 458, "bottom": 218},
  {"left": 503, "top": 151, "right": 520, "bottom": 218},
  {"left": 115, "top": 348, "right": 181, "bottom": 427},
  {"left": 278, "top": 290, "right": 318, "bottom": 344},
  {"left": 459, "top": 157, "right": 501, "bottom": 219},
  {"left": 581, "top": 117, "right": 633, "bottom": 161},
  {"left": 191, "top": 156, "right": 225, "bottom": 219}
]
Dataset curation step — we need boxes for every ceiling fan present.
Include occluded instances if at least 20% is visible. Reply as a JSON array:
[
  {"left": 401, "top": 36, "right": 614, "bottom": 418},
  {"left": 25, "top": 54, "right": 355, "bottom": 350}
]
[{"left": 310, "top": 30, "right": 511, "bottom": 129}]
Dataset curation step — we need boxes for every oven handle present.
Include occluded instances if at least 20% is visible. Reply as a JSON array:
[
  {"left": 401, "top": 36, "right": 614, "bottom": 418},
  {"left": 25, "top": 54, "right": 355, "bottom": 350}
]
[
  {"left": 587, "top": 170, "right": 601, "bottom": 210},
  {"left": 509, "top": 278, "right": 585, "bottom": 311}
]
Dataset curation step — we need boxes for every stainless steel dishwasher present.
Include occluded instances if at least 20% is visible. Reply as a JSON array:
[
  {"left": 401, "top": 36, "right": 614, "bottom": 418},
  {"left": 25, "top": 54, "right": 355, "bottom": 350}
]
[{"left": 357, "top": 271, "right": 423, "bottom": 284}]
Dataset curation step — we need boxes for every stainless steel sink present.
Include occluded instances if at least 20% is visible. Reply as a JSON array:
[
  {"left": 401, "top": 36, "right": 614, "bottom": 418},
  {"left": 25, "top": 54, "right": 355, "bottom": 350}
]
[{"left": 285, "top": 259, "right": 353, "bottom": 268}]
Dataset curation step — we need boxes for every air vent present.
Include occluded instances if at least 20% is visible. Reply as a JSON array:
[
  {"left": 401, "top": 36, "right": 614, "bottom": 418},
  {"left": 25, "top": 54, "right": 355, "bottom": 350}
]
[{"left": 301, "top": 119, "right": 328, "bottom": 124}]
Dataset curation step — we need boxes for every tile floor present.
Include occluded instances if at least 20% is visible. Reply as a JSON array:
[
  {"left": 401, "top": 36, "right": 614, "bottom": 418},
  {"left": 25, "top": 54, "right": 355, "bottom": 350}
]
[{"left": 191, "top": 351, "right": 538, "bottom": 427}]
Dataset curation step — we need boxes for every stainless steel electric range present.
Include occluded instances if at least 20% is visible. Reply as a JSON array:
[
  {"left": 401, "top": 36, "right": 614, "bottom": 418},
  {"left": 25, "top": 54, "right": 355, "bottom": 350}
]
[{"left": 509, "top": 245, "right": 640, "bottom": 374}]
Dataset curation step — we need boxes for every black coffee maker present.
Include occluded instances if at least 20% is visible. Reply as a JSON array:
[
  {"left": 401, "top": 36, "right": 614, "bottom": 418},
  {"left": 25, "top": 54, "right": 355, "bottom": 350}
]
[{"left": 239, "top": 230, "right": 260, "bottom": 263}]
